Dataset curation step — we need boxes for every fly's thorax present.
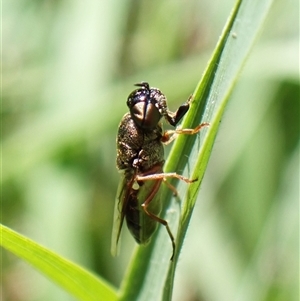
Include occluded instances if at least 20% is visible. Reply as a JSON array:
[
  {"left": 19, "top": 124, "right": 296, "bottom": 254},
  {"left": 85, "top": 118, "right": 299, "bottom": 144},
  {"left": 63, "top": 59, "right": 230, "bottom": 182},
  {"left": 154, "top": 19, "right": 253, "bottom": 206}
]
[
  {"left": 117, "top": 113, "right": 142, "bottom": 147},
  {"left": 116, "top": 112, "right": 164, "bottom": 172},
  {"left": 133, "top": 141, "right": 164, "bottom": 172},
  {"left": 116, "top": 113, "right": 143, "bottom": 170},
  {"left": 133, "top": 123, "right": 164, "bottom": 171}
]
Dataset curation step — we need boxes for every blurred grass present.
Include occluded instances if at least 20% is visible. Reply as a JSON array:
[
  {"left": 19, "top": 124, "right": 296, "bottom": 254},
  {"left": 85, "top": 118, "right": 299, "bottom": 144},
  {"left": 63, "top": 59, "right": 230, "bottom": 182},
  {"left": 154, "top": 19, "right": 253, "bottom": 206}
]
[
  {"left": 2, "top": 0, "right": 299, "bottom": 301},
  {"left": 1, "top": 225, "right": 118, "bottom": 301}
]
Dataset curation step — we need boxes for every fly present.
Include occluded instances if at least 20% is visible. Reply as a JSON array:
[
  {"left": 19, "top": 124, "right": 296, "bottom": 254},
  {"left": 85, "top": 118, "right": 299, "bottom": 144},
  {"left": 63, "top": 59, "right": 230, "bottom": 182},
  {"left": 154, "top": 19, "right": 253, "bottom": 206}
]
[{"left": 111, "top": 82, "right": 208, "bottom": 260}]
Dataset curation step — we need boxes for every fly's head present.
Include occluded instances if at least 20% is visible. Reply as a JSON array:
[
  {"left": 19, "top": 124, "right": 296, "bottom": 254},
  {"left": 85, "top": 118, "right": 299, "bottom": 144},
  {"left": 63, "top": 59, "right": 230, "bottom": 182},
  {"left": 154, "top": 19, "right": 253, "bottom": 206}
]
[
  {"left": 127, "top": 82, "right": 166, "bottom": 130},
  {"left": 127, "top": 82, "right": 191, "bottom": 130}
]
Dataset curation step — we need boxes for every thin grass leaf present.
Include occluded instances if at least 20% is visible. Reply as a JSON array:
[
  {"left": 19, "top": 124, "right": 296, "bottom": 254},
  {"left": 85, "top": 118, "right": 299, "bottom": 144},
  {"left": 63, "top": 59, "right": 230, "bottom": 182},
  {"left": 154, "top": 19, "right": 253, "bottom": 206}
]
[
  {"left": 117, "top": 0, "right": 274, "bottom": 300},
  {"left": 164, "top": 0, "right": 274, "bottom": 299},
  {"left": 1, "top": 224, "right": 117, "bottom": 301}
]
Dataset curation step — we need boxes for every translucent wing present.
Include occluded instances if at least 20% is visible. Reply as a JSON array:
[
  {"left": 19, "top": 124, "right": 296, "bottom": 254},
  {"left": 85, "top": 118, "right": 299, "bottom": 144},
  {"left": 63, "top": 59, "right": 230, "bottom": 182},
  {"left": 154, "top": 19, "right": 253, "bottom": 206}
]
[{"left": 111, "top": 172, "right": 133, "bottom": 256}]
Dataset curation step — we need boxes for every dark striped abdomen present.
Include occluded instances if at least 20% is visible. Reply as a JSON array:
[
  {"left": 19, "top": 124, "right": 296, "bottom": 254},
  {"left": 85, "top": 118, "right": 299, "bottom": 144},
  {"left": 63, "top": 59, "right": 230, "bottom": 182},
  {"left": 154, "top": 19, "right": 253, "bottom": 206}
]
[{"left": 125, "top": 181, "right": 162, "bottom": 245}]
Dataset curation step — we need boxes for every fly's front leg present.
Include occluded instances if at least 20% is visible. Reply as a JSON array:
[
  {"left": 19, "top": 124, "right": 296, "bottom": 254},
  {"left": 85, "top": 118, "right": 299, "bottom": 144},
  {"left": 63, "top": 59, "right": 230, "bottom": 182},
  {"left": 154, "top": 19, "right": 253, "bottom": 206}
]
[
  {"left": 161, "top": 122, "right": 210, "bottom": 145},
  {"left": 164, "top": 95, "right": 193, "bottom": 126}
]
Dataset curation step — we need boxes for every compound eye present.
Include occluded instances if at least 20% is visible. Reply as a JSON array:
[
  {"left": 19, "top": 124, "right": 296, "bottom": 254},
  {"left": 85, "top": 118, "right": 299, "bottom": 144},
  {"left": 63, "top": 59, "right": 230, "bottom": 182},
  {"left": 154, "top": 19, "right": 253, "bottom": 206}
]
[
  {"left": 131, "top": 102, "right": 161, "bottom": 129},
  {"left": 130, "top": 102, "right": 146, "bottom": 125},
  {"left": 127, "top": 89, "right": 148, "bottom": 109}
]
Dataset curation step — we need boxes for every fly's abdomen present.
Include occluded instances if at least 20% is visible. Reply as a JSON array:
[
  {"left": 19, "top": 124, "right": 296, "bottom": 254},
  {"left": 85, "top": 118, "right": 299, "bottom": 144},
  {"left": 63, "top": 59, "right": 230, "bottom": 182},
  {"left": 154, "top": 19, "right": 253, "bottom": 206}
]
[{"left": 126, "top": 182, "right": 162, "bottom": 245}]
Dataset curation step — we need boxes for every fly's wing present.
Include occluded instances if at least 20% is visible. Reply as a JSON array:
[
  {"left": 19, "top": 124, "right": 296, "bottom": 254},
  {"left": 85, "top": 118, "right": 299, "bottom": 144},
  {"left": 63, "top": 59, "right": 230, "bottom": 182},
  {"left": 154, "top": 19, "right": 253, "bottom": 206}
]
[{"left": 111, "top": 172, "right": 133, "bottom": 256}]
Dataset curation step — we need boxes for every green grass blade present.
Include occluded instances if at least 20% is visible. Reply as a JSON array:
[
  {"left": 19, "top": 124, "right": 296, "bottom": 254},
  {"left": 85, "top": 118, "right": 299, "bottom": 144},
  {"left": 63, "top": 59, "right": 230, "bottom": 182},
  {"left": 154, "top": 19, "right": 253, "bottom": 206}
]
[
  {"left": 1, "top": 224, "right": 117, "bottom": 301},
  {"left": 117, "top": 0, "right": 274, "bottom": 300},
  {"left": 164, "top": 0, "right": 274, "bottom": 299},
  {"left": 179, "top": 0, "right": 274, "bottom": 252}
]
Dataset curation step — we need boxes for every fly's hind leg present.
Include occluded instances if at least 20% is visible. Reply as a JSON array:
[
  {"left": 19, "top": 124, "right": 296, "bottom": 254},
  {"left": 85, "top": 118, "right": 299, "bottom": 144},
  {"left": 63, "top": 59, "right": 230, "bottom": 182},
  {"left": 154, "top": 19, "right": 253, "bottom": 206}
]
[
  {"left": 162, "top": 178, "right": 178, "bottom": 196},
  {"left": 140, "top": 180, "right": 176, "bottom": 261},
  {"left": 137, "top": 170, "right": 198, "bottom": 261},
  {"left": 142, "top": 204, "right": 176, "bottom": 261}
]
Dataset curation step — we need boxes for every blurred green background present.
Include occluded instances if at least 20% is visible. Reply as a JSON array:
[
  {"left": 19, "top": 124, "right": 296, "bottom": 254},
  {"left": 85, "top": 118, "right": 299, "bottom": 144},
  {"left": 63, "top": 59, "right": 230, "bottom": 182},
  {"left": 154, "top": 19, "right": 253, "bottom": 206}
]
[{"left": 2, "top": 0, "right": 299, "bottom": 301}]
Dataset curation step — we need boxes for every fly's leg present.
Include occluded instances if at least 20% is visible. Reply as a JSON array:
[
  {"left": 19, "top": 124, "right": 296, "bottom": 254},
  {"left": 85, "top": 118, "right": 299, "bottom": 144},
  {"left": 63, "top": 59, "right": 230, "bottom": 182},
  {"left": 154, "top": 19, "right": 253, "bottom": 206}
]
[
  {"left": 161, "top": 122, "right": 209, "bottom": 145},
  {"left": 140, "top": 178, "right": 176, "bottom": 261},
  {"left": 136, "top": 169, "right": 198, "bottom": 261},
  {"left": 136, "top": 172, "right": 198, "bottom": 184},
  {"left": 162, "top": 178, "right": 178, "bottom": 196},
  {"left": 136, "top": 163, "right": 198, "bottom": 184},
  {"left": 164, "top": 95, "right": 193, "bottom": 126},
  {"left": 137, "top": 169, "right": 198, "bottom": 196}
]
